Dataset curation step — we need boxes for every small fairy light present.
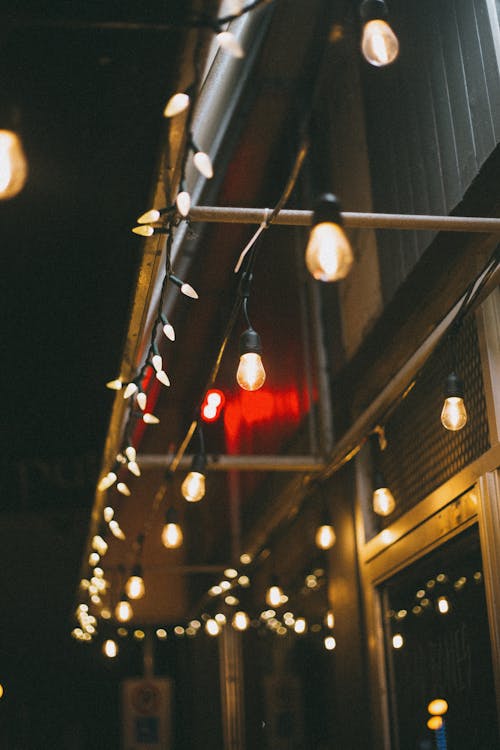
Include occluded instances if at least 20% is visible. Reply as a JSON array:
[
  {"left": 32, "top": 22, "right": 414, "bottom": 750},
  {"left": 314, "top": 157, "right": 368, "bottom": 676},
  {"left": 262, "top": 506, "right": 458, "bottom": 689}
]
[
  {"left": 170, "top": 274, "right": 199, "bottom": 299},
  {"left": 324, "top": 635, "right": 336, "bottom": 651},
  {"left": 123, "top": 382, "right": 138, "bottom": 399},
  {"left": 137, "top": 208, "right": 161, "bottom": 224},
  {"left": 103, "top": 639, "right": 118, "bottom": 658},
  {"left": 163, "top": 92, "right": 190, "bottom": 118},
  {"left": 106, "top": 378, "right": 122, "bottom": 391},
  {"left": 192, "top": 148, "right": 213, "bottom": 179},
  {"left": 156, "top": 628, "right": 167, "bottom": 640},
  {"left": 143, "top": 413, "right": 160, "bottom": 425},
  {"left": 205, "top": 619, "right": 221, "bottom": 636},
  {"left": 136, "top": 391, "right": 147, "bottom": 411},
  {"left": 176, "top": 191, "right": 191, "bottom": 217},
  {"left": 392, "top": 633, "right": 404, "bottom": 649},
  {"left": 162, "top": 315, "right": 176, "bottom": 341},
  {"left": 97, "top": 471, "right": 117, "bottom": 491},
  {"left": 117, "top": 482, "right": 131, "bottom": 496}
]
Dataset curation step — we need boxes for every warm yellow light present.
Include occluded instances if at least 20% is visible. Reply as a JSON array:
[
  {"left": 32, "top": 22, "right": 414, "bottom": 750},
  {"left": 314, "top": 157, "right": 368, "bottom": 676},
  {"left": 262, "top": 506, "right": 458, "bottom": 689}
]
[
  {"left": 156, "top": 628, "right": 167, "bottom": 640},
  {"left": 161, "top": 522, "right": 183, "bottom": 549},
  {"left": 0, "top": 684, "right": 5, "bottom": 699},
  {"left": 266, "top": 584, "right": 283, "bottom": 608},
  {"left": 205, "top": 618, "right": 221, "bottom": 636},
  {"left": 392, "top": 633, "right": 404, "bottom": 649},
  {"left": 143, "top": 413, "right": 160, "bottom": 424},
  {"left": 315, "top": 524, "right": 336, "bottom": 550},
  {"left": 115, "top": 599, "right": 133, "bottom": 623},
  {"left": 436, "top": 596, "right": 450, "bottom": 615},
  {"left": 240, "top": 553, "right": 252, "bottom": 565},
  {"left": 325, "top": 611, "right": 335, "bottom": 629},
  {"left": 428, "top": 698, "right": 448, "bottom": 716},
  {"left": 176, "top": 191, "right": 191, "bottom": 217},
  {"left": 361, "top": 19, "right": 399, "bottom": 66},
  {"left": 125, "top": 575, "right": 145, "bottom": 600},
  {"left": 137, "top": 208, "right": 160, "bottom": 224},
  {"left": 441, "top": 397, "right": 467, "bottom": 431},
  {"left": 133, "top": 629, "right": 145, "bottom": 641},
  {"left": 0, "top": 130, "right": 27, "bottom": 199},
  {"left": 92, "top": 535, "right": 108, "bottom": 556},
  {"left": 132, "top": 224, "right": 154, "bottom": 237},
  {"left": 294, "top": 617, "right": 307, "bottom": 634},
  {"left": 106, "top": 378, "right": 122, "bottom": 390},
  {"left": 224, "top": 568, "right": 238, "bottom": 579},
  {"left": 372, "top": 487, "right": 396, "bottom": 516},
  {"left": 163, "top": 92, "right": 190, "bottom": 118},
  {"left": 181, "top": 471, "right": 206, "bottom": 502},
  {"left": 237, "top": 352, "right": 266, "bottom": 391},
  {"left": 427, "top": 716, "right": 443, "bottom": 731},
  {"left": 103, "top": 639, "right": 118, "bottom": 658},
  {"left": 305, "top": 222, "right": 354, "bottom": 282},
  {"left": 324, "top": 635, "right": 336, "bottom": 651},
  {"left": 232, "top": 611, "right": 250, "bottom": 631},
  {"left": 193, "top": 151, "right": 213, "bottom": 179}
]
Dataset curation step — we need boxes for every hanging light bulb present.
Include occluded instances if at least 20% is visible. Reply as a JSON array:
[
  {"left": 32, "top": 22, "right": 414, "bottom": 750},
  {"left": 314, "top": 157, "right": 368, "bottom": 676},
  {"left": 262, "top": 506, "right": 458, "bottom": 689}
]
[
  {"left": 137, "top": 208, "right": 161, "bottom": 224},
  {"left": 109, "top": 520, "right": 126, "bottom": 540},
  {"left": 162, "top": 315, "right": 176, "bottom": 341},
  {"left": 428, "top": 699, "right": 448, "bottom": 716},
  {"left": 181, "top": 454, "right": 206, "bottom": 502},
  {"left": 136, "top": 391, "right": 147, "bottom": 411},
  {"left": 92, "top": 535, "right": 108, "bottom": 556},
  {"left": 232, "top": 611, "right": 250, "bottom": 631},
  {"left": 103, "top": 639, "right": 118, "bottom": 658},
  {"left": 192, "top": 149, "right": 213, "bottom": 179},
  {"left": 237, "top": 328, "right": 266, "bottom": 391},
  {"left": 163, "top": 92, "right": 190, "bottom": 118},
  {"left": 125, "top": 565, "right": 145, "bottom": 600},
  {"left": 205, "top": 618, "right": 221, "bottom": 636},
  {"left": 0, "top": 129, "right": 28, "bottom": 199},
  {"left": 372, "top": 472, "right": 396, "bottom": 516},
  {"left": 123, "top": 382, "right": 138, "bottom": 400},
  {"left": 176, "top": 191, "right": 191, "bottom": 217},
  {"left": 360, "top": 0, "right": 399, "bottom": 67},
  {"left": 305, "top": 193, "right": 353, "bottom": 282},
  {"left": 266, "top": 578, "right": 284, "bottom": 607},
  {"left": 161, "top": 507, "right": 183, "bottom": 549},
  {"left": 324, "top": 635, "right": 336, "bottom": 651},
  {"left": 143, "top": 413, "right": 160, "bottom": 424},
  {"left": 106, "top": 378, "right": 122, "bottom": 391},
  {"left": 117, "top": 482, "right": 131, "bottom": 496},
  {"left": 97, "top": 471, "right": 117, "bottom": 491},
  {"left": 441, "top": 372, "right": 467, "bottom": 431},
  {"left": 169, "top": 274, "right": 199, "bottom": 299},
  {"left": 103, "top": 506, "right": 114, "bottom": 522},
  {"left": 115, "top": 594, "right": 133, "bottom": 623},
  {"left": 315, "top": 523, "right": 336, "bottom": 550},
  {"left": 294, "top": 617, "right": 307, "bottom": 635}
]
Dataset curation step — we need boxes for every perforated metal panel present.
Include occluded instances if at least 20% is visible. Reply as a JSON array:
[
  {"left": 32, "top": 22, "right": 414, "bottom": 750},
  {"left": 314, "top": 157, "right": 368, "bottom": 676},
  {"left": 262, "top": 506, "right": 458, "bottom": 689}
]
[{"left": 377, "top": 315, "right": 489, "bottom": 526}]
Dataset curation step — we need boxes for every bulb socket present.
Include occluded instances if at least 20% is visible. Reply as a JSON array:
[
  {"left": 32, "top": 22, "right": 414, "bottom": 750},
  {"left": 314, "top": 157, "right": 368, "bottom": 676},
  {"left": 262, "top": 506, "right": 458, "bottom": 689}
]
[
  {"left": 131, "top": 563, "right": 143, "bottom": 578},
  {"left": 312, "top": 193, "right": 343, "bottom": 228},
  {"left": 239, "top": 328, "right": 262, "bottom": 355},
  {"left": 165, "top": 506, "right": 179, "bottom": 524},
  {"left": 191, "top": 452, "right": 206, "bottom": 474},
  {"left": 445, "top": 372, "right": 464, "bottom": 399},
  {"left": 360, "top": 0, "right": 389, "bottom": 23},
  {"left": 373, "top": 470, "right": 386, "bottom": 490}
]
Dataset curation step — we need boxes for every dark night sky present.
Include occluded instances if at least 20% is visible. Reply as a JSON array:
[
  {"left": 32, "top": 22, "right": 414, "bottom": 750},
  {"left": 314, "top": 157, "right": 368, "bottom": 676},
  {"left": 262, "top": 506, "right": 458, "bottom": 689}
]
[{"left": 0, "top": 9, "right": 184, "bottom": 747}]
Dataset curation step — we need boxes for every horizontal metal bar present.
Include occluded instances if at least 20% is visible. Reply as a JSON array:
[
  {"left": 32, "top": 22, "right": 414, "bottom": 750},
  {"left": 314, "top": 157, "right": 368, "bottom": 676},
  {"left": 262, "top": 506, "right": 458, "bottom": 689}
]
[
  {"left": 138, "top": 454, "right": 325, "bottom": 472},
  {"left": 189, "top": 205, "right": 500, "bottom": 233}
]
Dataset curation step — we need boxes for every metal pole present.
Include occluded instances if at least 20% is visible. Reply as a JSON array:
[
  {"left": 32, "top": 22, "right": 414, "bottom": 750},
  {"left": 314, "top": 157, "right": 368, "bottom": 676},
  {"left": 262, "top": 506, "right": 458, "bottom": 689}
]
[
  {"left": 137, "top": 454, "right": 325, "bottom": 471},
  {"left": 189, "top": 205, "right": 500, "bottom": 233}
]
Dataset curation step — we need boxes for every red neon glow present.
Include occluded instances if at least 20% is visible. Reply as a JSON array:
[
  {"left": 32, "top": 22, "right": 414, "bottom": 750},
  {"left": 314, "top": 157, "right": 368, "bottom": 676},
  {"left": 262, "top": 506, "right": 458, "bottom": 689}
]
[{"left": 201, "top": 389, "right": 226, "bottom": 422}]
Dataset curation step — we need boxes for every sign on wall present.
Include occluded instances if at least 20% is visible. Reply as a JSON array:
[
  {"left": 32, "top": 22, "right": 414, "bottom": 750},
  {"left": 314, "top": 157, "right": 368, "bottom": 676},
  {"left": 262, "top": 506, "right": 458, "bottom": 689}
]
[{"left": 122, "top": 678, "right": 173, "bottom": 750}]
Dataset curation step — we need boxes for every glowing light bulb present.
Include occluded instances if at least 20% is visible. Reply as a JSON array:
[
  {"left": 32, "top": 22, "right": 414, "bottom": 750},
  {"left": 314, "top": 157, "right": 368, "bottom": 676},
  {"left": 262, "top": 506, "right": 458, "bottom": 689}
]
[
  {"left": 136, "top": 391, "right": 147, "bottom": 411},
  {"left": 163, "top": 92, "right": 190, "bottom": 118},
  {"left": 143, "top": 413, "right": 160, "bottom": 424},
  {"left": 156, "top": 370, "right": 170, "bottom": 387},
  {"left": 180, "top": 282, "right": 199, "bottom": 299},
  {"left": 0, "top": 130, "right": 28, "bottom": 199},
  {"left": 161, "top": 509, "right": 183, "bottom": 549},
  {"left": 266, "top": 583, "right": 283, "bottom": 608},
  {"left": 132, "top": 224, "right": 154, "bottom": 236},
  {"left": 109, "top": 520, "right": 126, "bottom": 540},
  {"left": 152, "top": 354, "right": 163, "bottom": 372},
  {"left": 205, "top": 618, "right": 220, "bottom": 636},
  {"left": 115, "top": 596, "right": 133, "bottom": 623},
  {"left": 305, "top": 194, "right": 353, "bottom": 282},
  {"left": 97, "top": 471, "right": 117, "bottom": 492},
  {"left": 163, "top": 321, "right": 175, "bottom": 341},
  {"left": 216, "top": 31, "right": 245, "bottom": 58},
  {"left": 106, "top": 378, "right": 122, "bottom": 390},
  {"left": 176, "top": 191, "right": 191, "bottom": 217},
  {"left": 181, "top": 466, "right": 206, "bottom": 505},
  {"left": 137, "top": 208, "right": 160, "bottom": 224},
  {"left": 92, "top": 535, "right": 108, "bottom": 556},
  {"left": 103, "top": 639, "right": 118, "bottom": 658},
  {"left": 125, "top": 446, "right": 136, "bottom": 462},
  {"left": 123, "top": 382, "right": 138, "bottom": 399},
  {"left": 427, "top": 716, "right": 443, "bottom": 731},
  {"left": 372, "top": 473, "right": 396, "bottom": 516},
  {"left": 315, "top": 524, "right": 336, "bottom": 550},
  {"left": 237, "top": 328, "right": 265, "bottom": 391},
  {"left": 441, "top": 372, "right": 467, "bottom": 430},
  {"left": 361, "top": 19, "right": 399, "bottom": 66},
  {"left": 325, "top": 611, "right": 335, "bottom": 629},
  {"left": 232, "top": 611, "right": 250, "bottom": 631},
  {"left": 324, "top": 635, "right": 336, "bottom": 651},
  {"left": 392, "top": 633, "right": 404, "bottom": 649},
  {"left": 193, "top": 150, "right": 213, "bottom": 179},
  {"left": 103, "top": 506, "right": 114, "bottom": 522},
  {"left": 436, "top": 596, "right": 450, "bottom": 615},
  {"left": 294, "top": 617, "right": 307, "bottom": 634},
  {"left": 428, "top": 698, "right": 448, "bottom": 716},
  {"left": 125, "top": 570, "right": 145, "bottom": 600},
  {"left": 128, "top": 460, "right": 141, "bottom": 477},
  {"left": 117, "top": 482, "right": 131, "bottom": 496}
]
